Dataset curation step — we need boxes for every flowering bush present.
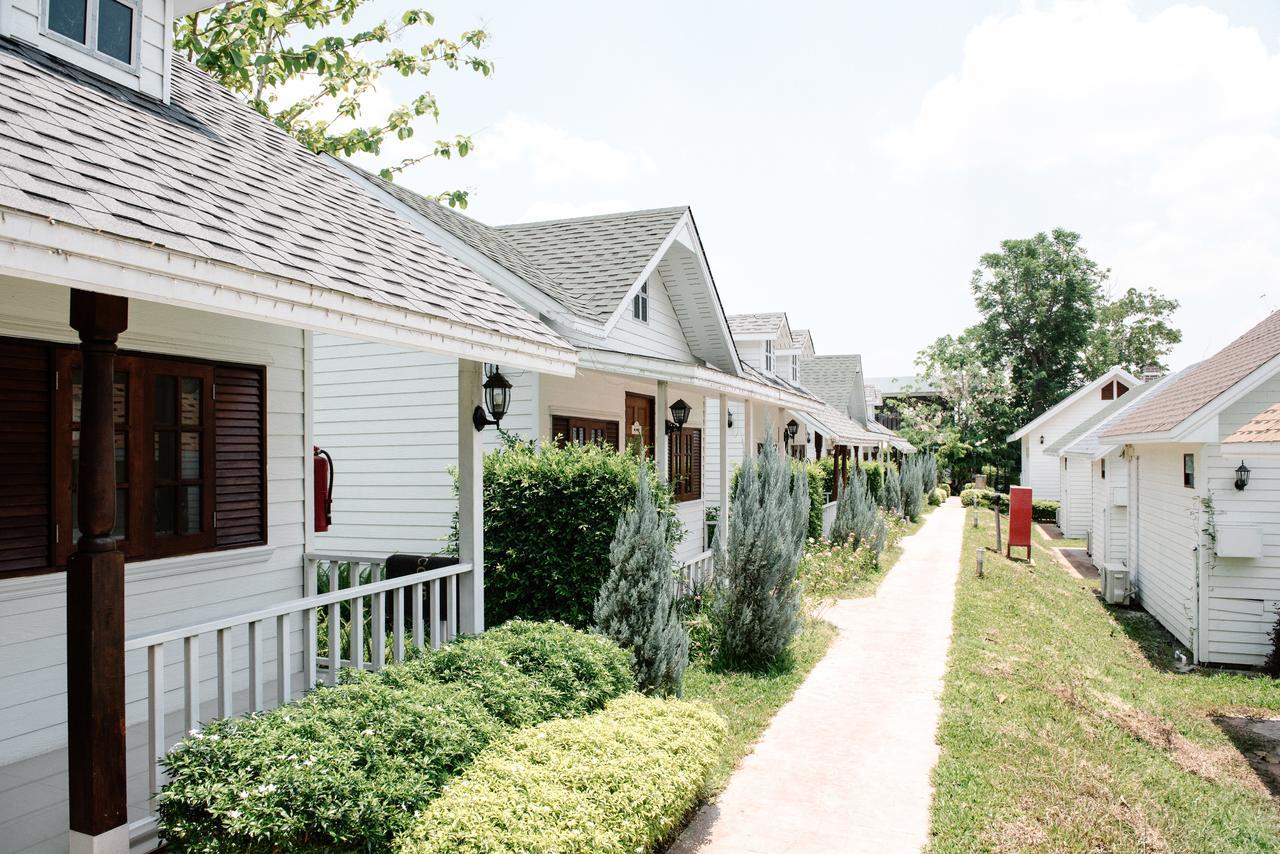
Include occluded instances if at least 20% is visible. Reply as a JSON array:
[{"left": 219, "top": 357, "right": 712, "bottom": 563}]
[
  {"left": 158, "top": 621, "right": 634, "bottom": 851},
  {"left": 395, "top": 695, "right": 726, "bottom": 854},
  {"left": 798, "top": 510, "right": 906, "bottom": 606}
]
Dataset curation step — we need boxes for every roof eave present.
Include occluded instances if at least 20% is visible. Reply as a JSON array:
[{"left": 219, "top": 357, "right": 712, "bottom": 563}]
[{"left": 1008, "top": 366, "right": 1142, "bottom": 441}]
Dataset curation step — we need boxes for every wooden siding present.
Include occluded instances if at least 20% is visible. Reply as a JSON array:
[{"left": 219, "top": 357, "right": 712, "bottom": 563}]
[
  {"left": 1022, "top": 390, "right": 1117, "bottom": 500},
  {"left": 704, "top": 396, "right": 744, "bottom": 508},
  {"left": 310, "top": 336, "right": 533, "bottom": 556},
  {"left": 0, "top": 281, "right": 307, "bottom": 766},
  {"left": 1059, "top": 455, "right": 1093, "bottom": 538},
  {"left": 2, "top": 0, "right": 168, "bottom": 97},
  {"left": 1091, "top": 453, "right": 1129, "bottom": 570},
  {"left": 606, "top": 270, "right": 695, "bottom": 362},
  {"left": 1130, "top": 443, "right": 1199, "bottom": 651}
]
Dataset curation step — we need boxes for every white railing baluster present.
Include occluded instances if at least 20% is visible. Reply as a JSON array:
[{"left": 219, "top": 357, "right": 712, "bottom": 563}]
[
  {"left": 348, "top": 562, "right": 364, "bottom": 669},
  {"left": 303, "top": 606, "right": 317, "bottom": 690},
  {"left": 147, "top": 644, "right": 164, "bottom": 800},
  {"left": 327, "top": 595, "right": 340, "bottom": 684},
  {"left": 248, "top": 620, "right": 263, "bottom": 712},
  {"left": 429, "top": 579, "right": 442, "bottom": 650},
  {"left": 371, "top": 590, "right": 386, "bottom": 671},
  {"left": 412, "top": 582, "right": 425, "bottom": 651},
  {"left": 217, "top": 627, "right": 233, "bottom": 719},
  {"left": 392, "top": 587, "right": 405, "bottom": 663},
  {"left": 276, "top": 612, "right": 291, "bottom": 705},
  {"left": 446, "top": 574, "right": 458, "bottom": 641},
  {"left": 183, "top": 635, "right": 200, "bottom": 734}
]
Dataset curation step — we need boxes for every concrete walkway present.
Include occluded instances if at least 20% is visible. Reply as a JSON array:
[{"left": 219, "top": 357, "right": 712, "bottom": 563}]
[{"left": 672, "top": 499, "right": 967, "bottom": 854}]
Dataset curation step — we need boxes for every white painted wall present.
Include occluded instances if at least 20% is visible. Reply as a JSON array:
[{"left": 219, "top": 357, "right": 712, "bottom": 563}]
[
  {"left": 3, "top": 0, "right": 168, "bottom": 98},
  {"left": 1023, "top": 388, "right": 1121, "bottom": 500},
  {"left": 1058, "top": 454, "right": 1093, "bottom": 538},
  {"left": 704, "top": 395, "right": 743, "bottom": 509},
  {"left": 607, "top": 271, "right": 694, "bottom": 362},
  {"left": 1129, "top": 442, "right": 1200, "bottom": 652},
  {"left": 0, "top": 280, "right": 307, "bottom": 766},
  {"left": 1090, "top": 452, "right": 1130, "bottom": 571}
]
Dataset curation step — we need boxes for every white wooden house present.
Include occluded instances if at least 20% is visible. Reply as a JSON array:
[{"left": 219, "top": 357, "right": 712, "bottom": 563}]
[
  {"left": 1007, "top": 366, "right": 1140, "bottom": 501},
  {"left": 309, "top": 177, "right": 823, "bottom": 570},
  {"left": 1102, "top": 311, "right": 1280, "bottom": 667},
  {"left": 798, "top": 352, "right": 915, "bottom": 462},
  {"left": 0, "top": 16, "right": 578, "bottom": 853},
  {"left": 1047, "top": 376, "right": 1168, "bottom": 545}
]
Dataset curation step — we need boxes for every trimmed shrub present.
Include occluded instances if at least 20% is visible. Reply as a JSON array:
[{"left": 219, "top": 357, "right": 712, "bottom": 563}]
[
  {"left": 158, "top": 621, "right": 634, "bottom": 851},
  {"left": 860, "top": 461, "right": 884, "bottom": 503},
  {"left": 715, "top": 436, "right": 804, "bottom": 671},
  {"left": 930, "top": 486, "right": 948, "bottom": 506},
  {"left": 595, "top": 472, "right": 688, "bottom": 696},
  {"left": 1033, "top": 499, "right": 1060, "bottom": 523},
  {"left": 396, "top": 695, "right": 726, "bottom": 854},
  {"left": 477, "top": 440, "right": 679, "bottom": 627},
  {"left": 805, "top": 460, "right": 828, "bottom": 541}
]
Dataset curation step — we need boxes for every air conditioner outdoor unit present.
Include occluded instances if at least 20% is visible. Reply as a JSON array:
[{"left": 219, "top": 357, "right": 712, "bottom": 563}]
[{"left": 1102, "top": 564, "right": 1132, "bottom": 606}]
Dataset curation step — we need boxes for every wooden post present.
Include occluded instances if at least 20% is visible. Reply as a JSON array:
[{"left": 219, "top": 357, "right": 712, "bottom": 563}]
[
  {"left": 456, "top": 359, "right": 484, "bottom": 635},
  {"left": 976, "top": 548, "right": 985, "bottom": 577},
  {"left": 655, "top": 380, "right": 669, "bottom": 483},
  {"left": 994, "top": 503, "right": 1002, "bottom": 552},
  {"left": 718, "top": 393, "right": 729, "bottom": 545},
  {"left": 743, "top": 399, "right": 754, "bottom": 458},
  {"left": 67, "top": 290, "right": 129, "bottom": 853}
]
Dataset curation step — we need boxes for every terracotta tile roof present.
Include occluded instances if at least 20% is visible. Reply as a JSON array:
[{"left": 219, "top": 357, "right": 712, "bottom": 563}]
[
  {"left": 0, "top": 37, "right": 569, "bottom": 352},
  {"left": 1104, "top": 311, "right": 1280, "bottom": 439},
  {"left": 1224, "top": 403, "right": 1280, "bottom": 444}
]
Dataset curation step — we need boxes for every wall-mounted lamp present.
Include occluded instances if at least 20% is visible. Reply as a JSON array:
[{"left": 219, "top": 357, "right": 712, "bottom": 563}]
[
  {"left": 472, "top": 367, "right": 513, "bottom": 431},
  {"left": 784, "top": 419, "right": 799, "bottom": 443},
  {"left": 665, "top": 398, "right": 692, "bottom": 434},
  {"left": 726, "top": 409, "right": 735, "bottom": 429},
  {"left": 1039, "top": 435, "right": 1044, "bottom": 445},
  {"left": 1235, "top": 460, "right": 1251, "bottom": 491}
]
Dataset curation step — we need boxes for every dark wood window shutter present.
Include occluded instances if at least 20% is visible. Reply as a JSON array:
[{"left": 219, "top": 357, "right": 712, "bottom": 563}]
[
  {"left": 551, "top": 415, "right": 570, "bottom": 447},
  {"left": 690, "top": 428, "right": 702, "bottom": 498},
  {"left": 605, "top": 420, "right": 620, "bottom": 451},
  {"left": 214, "top": 365, "right": 266, "bottom": 548},
  {"left": 0, "top": 339, "right": 52, "bottom": 575}
]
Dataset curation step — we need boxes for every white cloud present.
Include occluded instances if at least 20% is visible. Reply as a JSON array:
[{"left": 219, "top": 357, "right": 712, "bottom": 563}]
[
  {"left": 878, "top": 0, "right": 1280, "bottom": 362},
  {"left": 473, "top": 113, "right": 657, "bottom": 184}
]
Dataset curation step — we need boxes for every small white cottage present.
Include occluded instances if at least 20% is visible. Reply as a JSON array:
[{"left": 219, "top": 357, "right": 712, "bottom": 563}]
[
  {"left": 1008, "top": 366, "right": 1140, "bottom": 501},
  {"left": 1102, "top": 311, "right": 1280, "bottom": 666}
]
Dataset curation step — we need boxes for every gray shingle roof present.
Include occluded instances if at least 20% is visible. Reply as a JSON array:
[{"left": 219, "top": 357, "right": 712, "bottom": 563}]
[
  {"left": 494, "top": 207, "right": 688, "bottom": 323},
  {"left": 791, "top": 329, "right": 814, "bottom": 353},
  {"left": 728, "top": 313, "right": 786, "bottom": 337},
  {"left": 0, "top": 38, "right": 566, "bottom": 351},
  {"left": 799, "top": 355, "right": 863, "bottom": 413},
  {"left": 1104, "top": 311, "right": 1280, "bottom": 438}
]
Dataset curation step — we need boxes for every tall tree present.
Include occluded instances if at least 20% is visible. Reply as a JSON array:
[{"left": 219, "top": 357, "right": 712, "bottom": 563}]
[
  {"left": 1081, "top": 286, "right": 1182, "bottom": 377},
  {"left": 970, "top": 229, "right": 1105, "bottom": 421},
  {"left": 176, "top": 0, "right": 491, "bottom": 205}
]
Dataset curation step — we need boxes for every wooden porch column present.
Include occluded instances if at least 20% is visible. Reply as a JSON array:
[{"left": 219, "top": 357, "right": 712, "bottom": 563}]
[
  {"left": 457, "top": 359, "right": 485, "bottom": 635},
  {"left": 743, "top": 399, "right": 754, "bottom": 458},
  {"left": 67, "top": 290, "right": 129, "bottom": 854},
  {"left": 655, "top": 380, "right": 669, "bottom": 483},
  {"left": 717, "top": 393, "right": 729, "bottom": 542}
]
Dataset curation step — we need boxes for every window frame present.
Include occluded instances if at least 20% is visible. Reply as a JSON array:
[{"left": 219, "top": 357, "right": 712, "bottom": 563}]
[
  {"left": 40, "top": 0, "right": 141, "bottom": 74},
  {"left": 632, "top": 282, "right": 648, "bottom": 323},
  {"left": 1183, "top": 453, "right": 1195, "bottom": 489},
  {"left": 764, "top": 340, "right": 774, "bottom": 374}
]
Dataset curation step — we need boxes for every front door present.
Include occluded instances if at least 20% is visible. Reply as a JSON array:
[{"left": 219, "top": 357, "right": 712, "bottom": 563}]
[{"left": 624, "top": 393, "right": 654, "bottom": 458}]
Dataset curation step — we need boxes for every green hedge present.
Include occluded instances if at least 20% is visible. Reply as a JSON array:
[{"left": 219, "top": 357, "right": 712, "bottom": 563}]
[
  {"left": 1033, "top": 500, "right": 1060, "bottom": 522},
  {"left": 959, "top": 489, "right": 1059, "bottom": 523},
  {"left": 478, "top": 440, "right": 679, "bottom": 627},
  {"left": 158, "top": 621, "right": 634, "bottom": 851},
  {"left": 929, "top": 486, "right": 948, "bottom": 506},
  {"left": 860, "top": 461, "right": 884, "bottom": 503},
  {"left": 396, "top": 695, "right": 726, "bottom": 854},
  {"left": 805, "top": 460, "right": 827, "bottom": 541}
]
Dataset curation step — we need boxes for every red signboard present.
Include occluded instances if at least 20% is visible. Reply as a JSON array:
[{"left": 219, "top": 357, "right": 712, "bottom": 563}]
[{"left": 1007, "top": 486, "right": 1033, "bottom": 561}]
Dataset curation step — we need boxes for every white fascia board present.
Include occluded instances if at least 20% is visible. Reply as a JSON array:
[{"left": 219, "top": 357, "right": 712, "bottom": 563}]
[
  {"left": 600, "top": 212, "right": 689, "bottom": 336},
  {"left": 0, "top": 209, "right": 578, "bottom": 376},
  {"left": 172, "top": 0, "right": 222, "bottom": 16},
  {"left": 681, "top": 217, "right": 743, "bottom": 375},
  {"left": 579, "top": 348, "right": 819, "bottom": 410},
  {"left": 1007, "top": 366, "right": 1142, "bottom": 441}
]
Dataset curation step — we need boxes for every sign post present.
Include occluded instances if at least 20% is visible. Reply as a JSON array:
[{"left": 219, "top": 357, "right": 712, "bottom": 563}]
[{"left": 1007, "top": 486, "right": 1033, "bottom": 562}]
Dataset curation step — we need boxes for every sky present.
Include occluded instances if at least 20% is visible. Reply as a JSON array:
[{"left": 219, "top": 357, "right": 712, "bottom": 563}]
[{"left": 344, "top": 0, "right": 1280, "bottom": 376}]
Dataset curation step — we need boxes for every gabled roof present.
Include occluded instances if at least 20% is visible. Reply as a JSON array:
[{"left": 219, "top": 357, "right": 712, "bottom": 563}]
[
  {"left": 1007, "top": 366, "right": 1141, "bottom": 441},
  {"left": 1047, "top": 377, "right": 1168, "bottom": 457},
  {"left": 0, "top": 37, "right": 571, "bottom": 363},
  {"left": 728, "top": 313, "right": 787, "bottom": 338},
  {"left": 799, "top": 354, "right": 864, "bottom": 415},
  {"left": 1104, "top": 311, "right": 1280, "bottom": 441},
  {"left": 792, "top": 329, "right": 816, "bottom": 356},
  {"left": 496, "top": 207, "right": 689, "bottom": 323},
  {"left": 1225, "top": 403, "right": 1280, "bottom": 444}
]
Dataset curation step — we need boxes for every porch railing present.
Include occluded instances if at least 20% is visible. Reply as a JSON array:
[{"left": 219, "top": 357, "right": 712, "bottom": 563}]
[
  {"left": 678, "top": 549, "right": 715, "bottom": 596},
  {"left": 124, "top": 553, "right": 471, "bottom": 847}
]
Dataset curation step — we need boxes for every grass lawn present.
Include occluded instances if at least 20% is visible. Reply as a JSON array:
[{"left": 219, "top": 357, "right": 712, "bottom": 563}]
[
  {"left": 930, "top": 509, "right": 1280, "bottom": 852},
  {"left": 683, "top": 618, "right": 837, "bottom": 794}
]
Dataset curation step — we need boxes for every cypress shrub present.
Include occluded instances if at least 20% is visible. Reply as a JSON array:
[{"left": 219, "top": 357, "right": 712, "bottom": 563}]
[
  {"left": 475, "top": 440, "right": 679, "bottom": 627},
  {"left": 901, "top": 456, "right": 924, "bottom": 522},
  {"left": 714, "top": 435, "right": 804, "bottom": 671},
  {"left": 594, "top": 470, "right": 689, "bottom": 697},
  {"left": 922, "top": 453, "right": 939, "bottom": 493},
  {"left": 884, "top": 464, "right": 903, "bottom": 516}
]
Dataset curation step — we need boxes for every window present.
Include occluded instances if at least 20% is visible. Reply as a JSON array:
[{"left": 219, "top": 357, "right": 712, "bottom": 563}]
[
  {"left": 1101, "top": 381, "right": 1114, "bottom": 401},
  {"left": 632, "top": 282, "right": 648, "bottom": 323},
  {"left": 668, "top": 428, "right": 702, "bottom": 502},
  {"left": 0, "top": 336, "right": 267, "bottom": 578},
  {"left": 551, "top": 415, "right": 619, "bottom": 450},
  {"left": 43, "top": 0, "right": 138, "bottom": 68},
  {"left": 1101, "top": 459, "right": 1106, "bottom": 479},
  {"left": 1183, "top": 453, "right": 1195, "bottom": 488},
  {"left": 791, "top": 357, "right": 798, "bottom": 383},
  {"left": 764, "top": 340, "right": 774, "bottom": 374}
]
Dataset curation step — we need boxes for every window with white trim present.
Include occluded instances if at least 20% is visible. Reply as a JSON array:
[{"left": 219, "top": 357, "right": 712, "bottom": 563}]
[
  {"left": 791, "top": 357, "right": 798, "bottom": 383},
  {"left": 764, "top": 340, "right": 774, "bottom": 374},
  {"left": 632, "top": 282, "right": 648, "bottom": 323},
  {"left": 43, "top": 0, "right": 139, "bottom": 69}
]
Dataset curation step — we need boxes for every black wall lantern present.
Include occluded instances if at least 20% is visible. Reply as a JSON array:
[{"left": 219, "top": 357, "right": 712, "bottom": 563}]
[
  {"left": 472, "top": 367, "right": 513, "bottom": 431},
  {"left": 727, "top": 409, "right": 735, "bottom": 429},
  {"left": 784, "top": 419, "right": 799, "bottom": 443},
  {"left": 1235, "top": 460, "right": 1251, "bottom": 491},
  {"left": 665, "top": 398, "right": 692, "bottom": 434}
]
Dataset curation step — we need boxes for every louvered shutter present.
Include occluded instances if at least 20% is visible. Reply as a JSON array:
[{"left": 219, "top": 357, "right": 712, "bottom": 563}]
[
  {"left": 605, "top": 420, "right": 620, "bottom": 451},
  {"left": 551, "top": 415, "right": 570, "bottom": 448},
  {"left": 214, "top": 365, "right": 266, "bottom": 548},
  {"left": 690, "top": 428, "right": 702, "bottom": 498},
  {"left": 0, "top": 339, "right": 51, "bottom": 575}
]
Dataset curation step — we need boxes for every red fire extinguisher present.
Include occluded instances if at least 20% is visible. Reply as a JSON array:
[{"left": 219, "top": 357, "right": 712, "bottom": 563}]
[{"left": 313, "top": 446, "right": 334, "bottom": 532}]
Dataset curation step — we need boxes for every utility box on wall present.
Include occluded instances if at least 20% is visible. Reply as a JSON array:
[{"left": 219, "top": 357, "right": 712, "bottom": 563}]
[{"left": 1215, "top": 525, "right": 1263, "bottom": 559}]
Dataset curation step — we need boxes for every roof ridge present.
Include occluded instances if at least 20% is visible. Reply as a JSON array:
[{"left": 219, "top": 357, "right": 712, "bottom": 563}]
[{"left": 496, "top": 205, "right": 688, "bottom": 230}]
